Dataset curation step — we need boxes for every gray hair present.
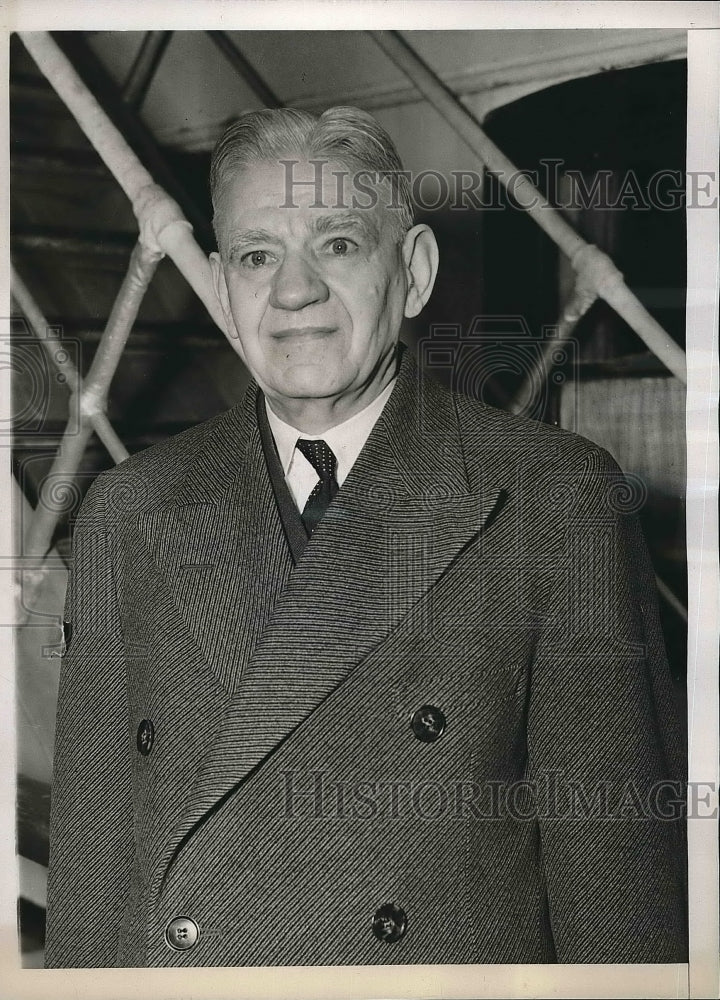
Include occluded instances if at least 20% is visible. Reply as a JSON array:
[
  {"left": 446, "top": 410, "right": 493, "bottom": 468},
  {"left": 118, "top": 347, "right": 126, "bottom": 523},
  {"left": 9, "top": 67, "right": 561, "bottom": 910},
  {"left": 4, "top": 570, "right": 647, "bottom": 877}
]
[{"left": 209, "top": 106, "right": 414, "bottom": 246}]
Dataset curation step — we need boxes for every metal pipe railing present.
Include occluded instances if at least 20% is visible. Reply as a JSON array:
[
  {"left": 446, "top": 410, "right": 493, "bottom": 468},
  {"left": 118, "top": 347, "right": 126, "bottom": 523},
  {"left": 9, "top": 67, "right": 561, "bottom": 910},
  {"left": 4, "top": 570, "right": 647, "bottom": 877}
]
[
  {"left": 508, "top": 282, "right": 598, "bottom": 415},
  {"left": 14, "top": 32, "right": 211, "bottom": 623},
  {"left": 18, "top": 31, "right": 227, "bottom": 336},
  {"left": 369, "top": 30, "right": 687, "bottom": 385},
  {"left": 509, "top": 275, "right": 688, "bottom": 620},
  {"left": 14, "top": 241, "right": 161, "bottom": 618},
  {"left": 16, "top": 421, "right": 95, "bottom": 625},
  {"left": 11, "top": 268, "right": 127, "bottom": 462},
  {"left": 80, "top": 240, "right": 163, "bottom": 421}
]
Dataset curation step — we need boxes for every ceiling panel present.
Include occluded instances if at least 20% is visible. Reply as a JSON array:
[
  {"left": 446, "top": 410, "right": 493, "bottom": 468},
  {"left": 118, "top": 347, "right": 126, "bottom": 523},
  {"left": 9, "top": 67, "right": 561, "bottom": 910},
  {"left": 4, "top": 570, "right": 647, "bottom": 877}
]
[{"left": 85, "top": 28, "right": 685, "bottom": 160}]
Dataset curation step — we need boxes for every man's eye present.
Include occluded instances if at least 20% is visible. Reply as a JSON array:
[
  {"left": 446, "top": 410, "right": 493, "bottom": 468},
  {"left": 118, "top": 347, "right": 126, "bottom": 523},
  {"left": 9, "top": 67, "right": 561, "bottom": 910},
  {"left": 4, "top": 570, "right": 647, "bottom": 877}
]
[
  {"left": 328, "top": 238, "right": 357, "bottom": 256},
  {"left": 242, "top": 250, "right": 270, "bottom": 268}
]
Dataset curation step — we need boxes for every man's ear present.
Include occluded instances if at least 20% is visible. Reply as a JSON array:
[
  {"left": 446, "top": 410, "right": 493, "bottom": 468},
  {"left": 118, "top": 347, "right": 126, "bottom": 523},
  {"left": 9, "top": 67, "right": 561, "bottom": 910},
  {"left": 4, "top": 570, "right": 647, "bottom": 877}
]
[
  {"left": 209, "top": 251, "right": 240, "bottom": 341},
  {"left": 401, "top": 224, "right": 439, "bottom": 319}
]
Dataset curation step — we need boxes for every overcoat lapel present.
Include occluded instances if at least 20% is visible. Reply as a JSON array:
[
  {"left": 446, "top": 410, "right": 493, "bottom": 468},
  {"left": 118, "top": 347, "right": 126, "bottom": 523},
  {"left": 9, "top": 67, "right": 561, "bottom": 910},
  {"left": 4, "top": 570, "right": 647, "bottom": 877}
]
[
  {"left": 138, "top": 389, "right": 295, "bottom": 694},
  {"left": 164, "top": 352, "right": 504, "bottom": 872}
]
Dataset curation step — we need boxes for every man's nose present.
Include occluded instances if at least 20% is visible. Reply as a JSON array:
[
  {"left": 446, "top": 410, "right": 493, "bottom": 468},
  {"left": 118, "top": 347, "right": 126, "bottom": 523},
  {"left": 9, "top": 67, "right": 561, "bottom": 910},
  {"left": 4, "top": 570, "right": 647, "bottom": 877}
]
[{"left": 269, "top": 253, "right": 329, "bottom": 311}]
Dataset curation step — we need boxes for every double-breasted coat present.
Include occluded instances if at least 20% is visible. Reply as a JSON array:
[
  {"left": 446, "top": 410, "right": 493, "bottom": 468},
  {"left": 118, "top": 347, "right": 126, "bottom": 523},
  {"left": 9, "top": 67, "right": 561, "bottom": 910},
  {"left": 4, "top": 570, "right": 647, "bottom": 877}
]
[{"left": 44, "top": 350, "right": 687, "bottom": 966}]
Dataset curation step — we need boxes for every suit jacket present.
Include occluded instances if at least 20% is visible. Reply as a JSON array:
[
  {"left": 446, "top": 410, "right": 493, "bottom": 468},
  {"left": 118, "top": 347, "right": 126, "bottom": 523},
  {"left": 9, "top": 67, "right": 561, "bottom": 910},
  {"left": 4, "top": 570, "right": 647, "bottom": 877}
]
[{"left": 44, "top": 349, "right": 687, "bottom": 967}]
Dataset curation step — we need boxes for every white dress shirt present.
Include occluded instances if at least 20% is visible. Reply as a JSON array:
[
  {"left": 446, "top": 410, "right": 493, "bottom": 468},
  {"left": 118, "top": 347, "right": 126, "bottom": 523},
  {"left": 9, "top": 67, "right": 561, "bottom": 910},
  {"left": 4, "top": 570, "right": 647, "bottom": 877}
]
[{"left": 265, "top": 379, "right": 397, "bottom": 511}]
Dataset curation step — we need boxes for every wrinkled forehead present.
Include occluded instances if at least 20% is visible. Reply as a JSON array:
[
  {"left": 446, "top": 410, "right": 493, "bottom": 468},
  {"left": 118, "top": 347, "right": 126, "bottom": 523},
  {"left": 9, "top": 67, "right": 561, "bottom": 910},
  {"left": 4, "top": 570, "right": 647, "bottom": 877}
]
[{"left": 213, "top": 156, "right": 403, "bottom": 246}]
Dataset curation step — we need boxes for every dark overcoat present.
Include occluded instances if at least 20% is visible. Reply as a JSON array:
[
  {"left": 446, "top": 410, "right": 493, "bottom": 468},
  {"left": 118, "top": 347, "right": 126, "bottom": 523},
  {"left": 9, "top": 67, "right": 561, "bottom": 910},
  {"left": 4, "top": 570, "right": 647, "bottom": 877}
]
[{"left": 44, "top": 350, "right": 687, "bottom": 966}]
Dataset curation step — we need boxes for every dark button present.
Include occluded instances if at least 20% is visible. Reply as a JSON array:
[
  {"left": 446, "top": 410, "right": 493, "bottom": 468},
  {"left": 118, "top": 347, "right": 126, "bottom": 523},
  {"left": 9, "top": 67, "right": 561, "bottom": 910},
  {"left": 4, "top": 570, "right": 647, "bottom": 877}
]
[
  {"left": 372, "top": 902, "right": 407, "bottom": 943},
  {"left": 410, "top": 704, "right": 446, "bottom": 743},
  {"left": 62, "top": 620, "right": 72, "bottom": 653},
  {"left": 136, "top": 719, "right": 155, "bottom": 756},
  {"left": 165, "top": 915, "right": 199, "bottom": 951}
]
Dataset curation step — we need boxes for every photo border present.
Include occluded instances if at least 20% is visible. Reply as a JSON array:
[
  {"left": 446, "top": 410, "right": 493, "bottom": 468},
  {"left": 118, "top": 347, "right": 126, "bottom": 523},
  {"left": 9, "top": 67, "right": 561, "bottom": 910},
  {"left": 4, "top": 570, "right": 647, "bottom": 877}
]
[{"left": 2, "top": 3, "right": 717, "bottom": 998}]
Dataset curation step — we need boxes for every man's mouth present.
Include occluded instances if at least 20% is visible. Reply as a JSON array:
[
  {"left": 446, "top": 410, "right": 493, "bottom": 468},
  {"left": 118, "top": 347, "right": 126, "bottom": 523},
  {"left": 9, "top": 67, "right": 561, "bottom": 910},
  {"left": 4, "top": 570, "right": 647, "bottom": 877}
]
[{"left": 271, "top": 326, "right": 337, "bottom": 341}]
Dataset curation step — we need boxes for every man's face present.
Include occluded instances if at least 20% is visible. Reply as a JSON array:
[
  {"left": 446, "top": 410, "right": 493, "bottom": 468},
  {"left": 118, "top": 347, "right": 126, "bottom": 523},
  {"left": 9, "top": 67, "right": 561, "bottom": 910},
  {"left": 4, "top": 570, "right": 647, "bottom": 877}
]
[{"left": 210, "top": 158, "right": 410, "bottom": 406}]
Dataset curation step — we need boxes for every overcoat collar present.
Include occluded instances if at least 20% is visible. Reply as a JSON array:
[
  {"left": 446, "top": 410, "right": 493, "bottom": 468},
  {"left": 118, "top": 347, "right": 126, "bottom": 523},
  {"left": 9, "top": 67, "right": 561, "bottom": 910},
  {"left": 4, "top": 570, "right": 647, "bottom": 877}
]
[
  {"left": 170, "top": 344, "right": 471, "bottom": 508},
  {"left": 158, "top": 347, "right": 504, "bottom": 883}
]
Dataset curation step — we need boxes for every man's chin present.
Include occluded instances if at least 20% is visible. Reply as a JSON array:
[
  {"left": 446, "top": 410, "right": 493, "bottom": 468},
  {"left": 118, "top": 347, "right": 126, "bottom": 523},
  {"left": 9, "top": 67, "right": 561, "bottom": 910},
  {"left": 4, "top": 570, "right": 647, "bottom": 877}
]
[{"left": 272, "top": 367, "right": 346, "bottom": 401}]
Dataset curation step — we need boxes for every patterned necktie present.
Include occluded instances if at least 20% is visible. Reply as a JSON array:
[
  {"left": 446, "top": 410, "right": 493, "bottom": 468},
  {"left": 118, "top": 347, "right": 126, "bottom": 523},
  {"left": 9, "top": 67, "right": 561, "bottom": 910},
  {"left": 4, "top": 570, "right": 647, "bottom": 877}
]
[{"left": 296, "top": 438, "right": 339, "bottom": 535}]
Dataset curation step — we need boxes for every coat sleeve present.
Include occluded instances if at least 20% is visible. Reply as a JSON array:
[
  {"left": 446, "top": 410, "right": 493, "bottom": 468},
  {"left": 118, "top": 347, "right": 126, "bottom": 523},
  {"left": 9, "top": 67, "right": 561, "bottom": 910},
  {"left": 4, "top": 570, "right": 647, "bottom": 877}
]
[
  {"left": 44, "top": 479, "right": 135, "bottom": 967},
  {"left": 527, "top": 445, "right": 687, "bottom": 963}
]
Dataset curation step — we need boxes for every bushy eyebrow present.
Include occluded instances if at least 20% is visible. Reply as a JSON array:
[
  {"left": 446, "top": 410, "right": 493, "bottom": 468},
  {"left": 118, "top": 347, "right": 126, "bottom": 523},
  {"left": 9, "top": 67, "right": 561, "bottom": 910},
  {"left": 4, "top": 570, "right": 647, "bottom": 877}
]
[
  {"left": 226, "top": 229, "right": 279, "bottom": 262},
  {"left": 312, "top": 211, "right": 380, "bottom": 243}
]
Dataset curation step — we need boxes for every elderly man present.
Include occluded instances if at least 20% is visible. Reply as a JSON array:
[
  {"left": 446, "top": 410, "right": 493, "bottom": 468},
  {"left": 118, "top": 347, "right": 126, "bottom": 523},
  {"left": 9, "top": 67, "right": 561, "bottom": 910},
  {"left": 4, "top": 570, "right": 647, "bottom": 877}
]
[{"left": 44, "top": 106, "right": 686, "bottom": 967}]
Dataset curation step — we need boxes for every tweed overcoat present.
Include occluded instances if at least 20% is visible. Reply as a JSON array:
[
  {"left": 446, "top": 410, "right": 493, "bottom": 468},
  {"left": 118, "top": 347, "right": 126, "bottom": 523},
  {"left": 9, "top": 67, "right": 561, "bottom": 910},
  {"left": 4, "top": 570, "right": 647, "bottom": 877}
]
[{"left": 44, "top": 350, "right": 687, "bottom": 967}]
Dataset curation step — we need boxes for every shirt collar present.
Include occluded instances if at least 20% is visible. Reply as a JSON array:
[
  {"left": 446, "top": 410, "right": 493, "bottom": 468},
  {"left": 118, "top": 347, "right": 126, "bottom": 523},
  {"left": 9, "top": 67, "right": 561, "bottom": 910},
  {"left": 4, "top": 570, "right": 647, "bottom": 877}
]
[{"left": 265, "top": 378, "right": 397, "bottom": 480}]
